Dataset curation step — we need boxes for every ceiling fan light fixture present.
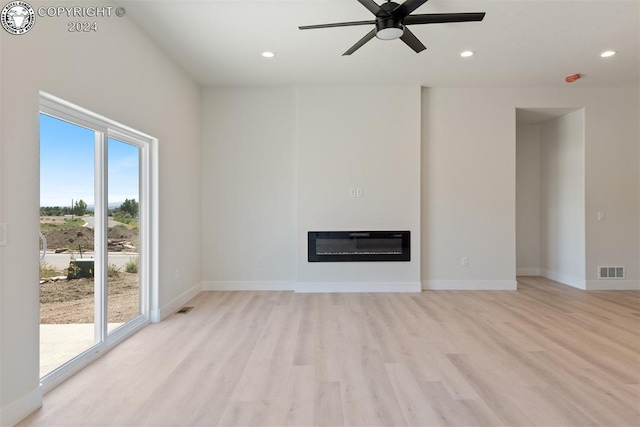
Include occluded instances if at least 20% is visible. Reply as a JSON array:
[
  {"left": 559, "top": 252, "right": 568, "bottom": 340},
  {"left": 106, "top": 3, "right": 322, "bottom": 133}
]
[
  {"left": 375, "top": 19, "right": 404, "bottom": 40},
  {"left": 376, "top": 27, "right": 404, "bottom": 40}
]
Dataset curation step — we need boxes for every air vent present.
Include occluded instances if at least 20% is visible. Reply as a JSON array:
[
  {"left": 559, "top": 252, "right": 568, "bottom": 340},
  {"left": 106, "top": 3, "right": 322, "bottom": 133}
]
[
  {"left": 176, "top": 306, "right": 194, "bottom": 314},
  {"left": 598, "top": 266, "right": 625, "bottom": 279}
]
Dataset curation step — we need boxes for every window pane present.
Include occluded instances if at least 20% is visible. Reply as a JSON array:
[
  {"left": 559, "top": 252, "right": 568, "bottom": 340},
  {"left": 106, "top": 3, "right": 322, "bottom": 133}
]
[
  {"left": 40, "top": 113, "right": 96, "bottom": 377},
  {"left": 107, "top": 138, "right": 141, "bottom": 333}
]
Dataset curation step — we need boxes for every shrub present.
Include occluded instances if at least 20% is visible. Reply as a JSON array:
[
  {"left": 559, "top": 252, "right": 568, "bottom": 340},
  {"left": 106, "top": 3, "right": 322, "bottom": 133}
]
[
  {"left": 125, "top": 257, "right": 138, "bottom": 274},
  {"left": 108, "top": 263, "right": 121, "bottom": 277}
]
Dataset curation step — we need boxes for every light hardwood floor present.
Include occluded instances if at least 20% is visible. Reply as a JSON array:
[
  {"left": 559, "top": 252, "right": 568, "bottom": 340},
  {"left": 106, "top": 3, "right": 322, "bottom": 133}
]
[{"left": 20, "top": 277, "right": 640, "bottom": 426}]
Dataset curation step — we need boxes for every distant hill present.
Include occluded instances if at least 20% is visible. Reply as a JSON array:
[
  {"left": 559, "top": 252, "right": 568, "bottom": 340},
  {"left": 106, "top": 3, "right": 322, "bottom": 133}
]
[
  {"left": 40, "top": 202, "right": 125, "bottom": 210},
  {"left": 89, "top": 202, "right": 124, "bottom": 210}
]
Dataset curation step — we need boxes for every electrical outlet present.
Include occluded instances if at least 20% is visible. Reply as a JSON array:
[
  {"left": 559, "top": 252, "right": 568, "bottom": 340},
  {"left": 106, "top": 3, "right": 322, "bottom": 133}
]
[
  {"left": 350, "top": 189, "right": 356, "bottom": 198},
  {"left": 597, "top": 211, "right": 605, "bottom": 221},
  {"left": 256, "top": 257, "right": 264, "bottom": 268},
  {"left": 461, "top": 256, "right": 469, "bottom": 267},
  {"left": 356, "top": 188, "right": 364, "bottom": 198}
]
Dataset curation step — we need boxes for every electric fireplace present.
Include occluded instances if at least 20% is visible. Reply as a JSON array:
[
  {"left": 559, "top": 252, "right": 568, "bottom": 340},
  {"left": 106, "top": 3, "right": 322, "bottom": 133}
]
[{"left": 308, "top": 231, "right": 410, "bottom": 262}]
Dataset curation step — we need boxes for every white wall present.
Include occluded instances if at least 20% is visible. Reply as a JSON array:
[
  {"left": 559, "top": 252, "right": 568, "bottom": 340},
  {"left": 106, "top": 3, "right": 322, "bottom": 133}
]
[
  {"left": 422, "top": 88, "right": 517, "bottom": 290},
  {"left": 516, "top": 125, "right": 541, "bottom": 275},
  {"left": 0, "top": 1, "right": 201, "bottom": 423},
  {"left": 201, "top": 86, "right": 638, "bottom": 293},
  {"left": 540, "top": 111, "right": 586, "bottom": 287},
  {"left": 421, "top": 88, "right": 638, "bottom": 291},
  {"left": 0, "top": 20, "right": 5, "bottom": 426},
  {"left": 201, "top": 88, "right": 296, "bottom": 289},
  {"left": 584, "top": 91, "right": 640, "bottom": 289},
  {"left": 200, "top": 85, "right": 422, "bottom": 292},
  {"left": 295, "top": 86, "right": 422, "bottom": 291}
]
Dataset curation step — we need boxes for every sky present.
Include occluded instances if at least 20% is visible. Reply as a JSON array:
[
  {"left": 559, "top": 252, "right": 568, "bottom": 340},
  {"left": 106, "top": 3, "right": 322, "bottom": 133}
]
[{"left": 40, "top": 113, "right": 140, "bottom": 208}]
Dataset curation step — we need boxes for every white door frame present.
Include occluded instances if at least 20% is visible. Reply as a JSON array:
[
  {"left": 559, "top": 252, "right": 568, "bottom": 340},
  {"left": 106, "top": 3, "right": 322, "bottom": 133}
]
[{"left": 39, "top": 91, "right": 158, "bottom": 392}]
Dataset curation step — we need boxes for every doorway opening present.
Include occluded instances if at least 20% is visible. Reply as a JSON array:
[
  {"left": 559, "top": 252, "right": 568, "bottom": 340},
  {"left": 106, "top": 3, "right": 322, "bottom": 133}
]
[{"left": 515, "top": 107, "right": 586, "bottom": 289}]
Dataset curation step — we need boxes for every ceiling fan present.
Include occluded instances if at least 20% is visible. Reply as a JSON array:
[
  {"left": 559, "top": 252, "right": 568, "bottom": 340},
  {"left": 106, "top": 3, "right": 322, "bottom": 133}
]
[{"left": 298, "top": 0, "right": 485, "bottom": 55}]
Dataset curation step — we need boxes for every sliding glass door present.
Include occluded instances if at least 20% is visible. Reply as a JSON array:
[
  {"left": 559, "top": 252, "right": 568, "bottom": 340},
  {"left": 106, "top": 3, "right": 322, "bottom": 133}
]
[{"left": 39, "top": 95, "right": 152, "bottom": 386}]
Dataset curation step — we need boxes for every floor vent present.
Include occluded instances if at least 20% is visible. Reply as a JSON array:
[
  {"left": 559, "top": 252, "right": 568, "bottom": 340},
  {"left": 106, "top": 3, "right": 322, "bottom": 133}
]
[
  {"left": 598, "top": 266, "right": 625, "bottom": 279},
  {"left": 176, "top": 306, "right": 194, "bottom": 314}
]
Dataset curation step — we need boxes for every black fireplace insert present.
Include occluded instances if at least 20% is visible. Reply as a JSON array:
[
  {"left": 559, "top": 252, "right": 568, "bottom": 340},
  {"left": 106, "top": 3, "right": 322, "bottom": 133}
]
[{"left": 308, "top": 231, "right": 410, "bottom": 262}]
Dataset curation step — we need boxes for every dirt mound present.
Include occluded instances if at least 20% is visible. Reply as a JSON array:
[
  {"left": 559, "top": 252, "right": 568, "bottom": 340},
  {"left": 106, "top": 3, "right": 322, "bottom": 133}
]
[
  {"left": 43, "top": 226, "right": 138, "bottom": 251},
  {"left": 107, "top": 227, "right": 138, "bottom": 241},
  {"left": 44, "top": 227, "right": 94, "bottom": 251}
]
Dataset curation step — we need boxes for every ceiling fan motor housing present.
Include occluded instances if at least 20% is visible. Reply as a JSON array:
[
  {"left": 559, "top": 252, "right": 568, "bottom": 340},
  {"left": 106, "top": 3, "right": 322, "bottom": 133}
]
[{"left": 375, "top": 18, "right": 405, "bottom": 40}]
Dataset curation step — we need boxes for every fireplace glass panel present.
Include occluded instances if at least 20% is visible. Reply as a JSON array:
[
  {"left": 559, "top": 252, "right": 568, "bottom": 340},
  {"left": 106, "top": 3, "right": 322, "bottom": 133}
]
[
  {"left": 316, "top": 238, "right": 402, "bottom": 255},
  {"left": 308, "top": 231, "right": 410, "bottom": 262}
]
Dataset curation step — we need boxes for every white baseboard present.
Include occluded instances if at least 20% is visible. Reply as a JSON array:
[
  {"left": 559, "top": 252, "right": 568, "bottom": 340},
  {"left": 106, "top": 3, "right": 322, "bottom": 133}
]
[
  {"left": 294, "top": 282, "right": 422, "bottom": 293},
  {"left": 0, "top": 385, "right": 42, "bottom": 427},
  {"left": 541, "top": 269, "right": 586, "bottom": 290},
  {"left": 150, "top": 281, "right": 203, "bottom": 322},
  {"left": 516, "top": 268, "right": 541, "bottom": 276},
  {"left": 202, "top": 281, "right": 420, "bottom": 293},
  {"left": 202, "top": 281, "right": 294, "bottom": 291},
  {"left": 422, "top": 280, "right": 517, "bottom": 290},
  {"left": 585, "top": 280, "right": 640, "bottom": 290}
]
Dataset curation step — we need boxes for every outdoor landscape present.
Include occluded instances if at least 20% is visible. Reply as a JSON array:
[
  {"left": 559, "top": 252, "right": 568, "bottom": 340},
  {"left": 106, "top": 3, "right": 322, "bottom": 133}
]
[
  {"left": 39, "top": 113, "right": 144, "bottom": 376},
  {"left": 40, "top": 199, "right": 140, "bottom": 324}
]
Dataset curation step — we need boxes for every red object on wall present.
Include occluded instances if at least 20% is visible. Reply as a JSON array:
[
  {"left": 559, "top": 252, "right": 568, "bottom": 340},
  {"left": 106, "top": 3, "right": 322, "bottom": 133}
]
[{"left": 565, "top": 73, "right": 581, "bottom": 83}]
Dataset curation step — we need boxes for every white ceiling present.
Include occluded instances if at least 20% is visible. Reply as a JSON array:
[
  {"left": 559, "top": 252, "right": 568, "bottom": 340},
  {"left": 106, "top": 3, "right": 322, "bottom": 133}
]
[{"left": 119, "top": 0, "right": 639, "bottom": 88}]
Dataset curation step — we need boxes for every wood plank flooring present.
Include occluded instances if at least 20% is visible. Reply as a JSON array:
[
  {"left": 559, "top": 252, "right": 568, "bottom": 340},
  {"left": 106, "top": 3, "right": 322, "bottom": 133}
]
[{"left": 19, "top": 277, "right": 640, "bottom": 426}]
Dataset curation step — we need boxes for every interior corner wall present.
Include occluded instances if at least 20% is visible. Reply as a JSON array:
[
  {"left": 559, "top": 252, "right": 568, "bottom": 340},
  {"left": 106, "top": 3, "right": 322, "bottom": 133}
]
[
  {"left": 200, "top": 87, "right": 296, "bottom": 290},
  {"left": 295, "top": 86, "right": 422, "bottom": 291},
  {"left": 421, "top": 87, "right": 638, "bottom": 291},
  {"left": 539, "top": 111, "right": 586, "bottom": 288},
  {"left": 0, "top": 1, "right": 201, "bottom": 423},
  {"left": 516, "top": 125, "right": 541, "bottom": 276}
]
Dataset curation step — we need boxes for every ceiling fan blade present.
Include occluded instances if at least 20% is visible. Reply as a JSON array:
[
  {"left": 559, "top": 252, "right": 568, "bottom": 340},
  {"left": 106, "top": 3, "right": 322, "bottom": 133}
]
[
  {"left": 357, "top": 0, "right": 390, "bottom": 17},
  {"left": 404, "top": 12, "right": 486, "bottom": 25},
  {"left": 392, "top": 0, "right": 429, "bottom": 18},
  {"left": 400, "top": 27, "right": 426, "bottom": 53},
  {"left": 299, "top": 20, "right": 376, "bottom": 30},
  {"left": 343, "top": 28, "right": 377, "bottom": 56}
]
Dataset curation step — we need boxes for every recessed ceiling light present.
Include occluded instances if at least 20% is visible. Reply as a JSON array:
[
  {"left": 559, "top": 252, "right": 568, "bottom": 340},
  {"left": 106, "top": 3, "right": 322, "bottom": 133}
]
[
  {"left": 460, "top": 50, "right": 474, "bottom": 58},
  {"left": 262, "top": 51, "right": 275, "bottom": 58},
  {"left": 600, "top": 50, "right": 616, "bottom": 58}
]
